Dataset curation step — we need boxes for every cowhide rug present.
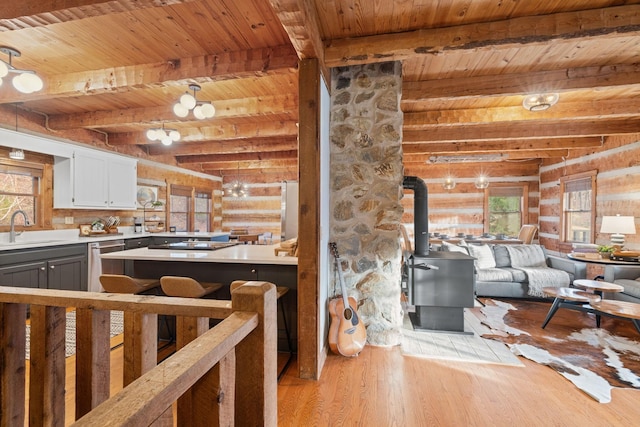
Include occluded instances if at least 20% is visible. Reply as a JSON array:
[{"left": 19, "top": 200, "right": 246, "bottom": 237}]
[{"left": 471, "top": 298, "right": 640, "bottom": 403}]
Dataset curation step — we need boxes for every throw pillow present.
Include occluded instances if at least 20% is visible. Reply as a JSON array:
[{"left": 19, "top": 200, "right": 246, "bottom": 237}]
[
  {"left": 467, "top": 244, "right": 496, "bottom": 269},
  {"left": 492, "top": 245, "right": 511, "bottom": 267},
  {"left": 442, "top": 241, "right": 469, "bottom": 255},
  {"left": 505, "top": 245, "right": 546, "bottom": 268}
]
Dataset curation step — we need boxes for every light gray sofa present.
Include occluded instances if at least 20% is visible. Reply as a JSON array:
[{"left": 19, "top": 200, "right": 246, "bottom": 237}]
[
  {"left": 439, "top": 243, "right": 587, "bottom": 298},
  {"left": 603, "top": 265, "right": 640, "bottom": 304}
]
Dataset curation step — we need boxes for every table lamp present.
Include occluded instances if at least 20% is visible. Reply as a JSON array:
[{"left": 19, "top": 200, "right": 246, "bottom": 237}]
[{"left": 600, "top": 214, "right": 636, "bottom": 247}]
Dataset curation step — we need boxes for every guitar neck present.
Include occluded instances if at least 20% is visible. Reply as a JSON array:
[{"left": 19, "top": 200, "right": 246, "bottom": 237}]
[{"left": 335, "top": 255, "right": 350, "bottom": 307}]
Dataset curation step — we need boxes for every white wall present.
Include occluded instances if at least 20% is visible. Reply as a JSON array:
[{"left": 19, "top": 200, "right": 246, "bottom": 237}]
[{"left": 318, "top": 76, "right": 331, "bottom": 355}]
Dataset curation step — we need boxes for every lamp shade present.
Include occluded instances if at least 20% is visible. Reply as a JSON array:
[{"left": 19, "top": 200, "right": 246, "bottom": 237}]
[
  {"left": 600, "top": 215, "right": 636, "bottom": 235},
  {"left": 600, "top": 215, "right": 636, "bottom": 246}
]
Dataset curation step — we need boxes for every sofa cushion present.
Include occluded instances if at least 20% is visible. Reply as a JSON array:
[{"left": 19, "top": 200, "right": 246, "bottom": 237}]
[
  {"left": 476, "top": 268, "right": 514, "bottom": 282},
  {"left": 505, "top": 245, "right": 547, "bottom": 268},
  {"left": 442, "top": 241, "right": 469, "bottom": 255},
  {"left": 613, "top": 279, "right": 640, "bottom": 299},
  {"left": 492, "top": 245, "right": 511, "bottom": 268},
  {"left": 468, "top": 244, "right": 496, "bottom": 269}
]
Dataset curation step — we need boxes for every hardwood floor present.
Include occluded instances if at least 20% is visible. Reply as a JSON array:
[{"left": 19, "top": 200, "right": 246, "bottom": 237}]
[
  {"left": 33, "top": 338, "right": 640, "bottom": 426},
  {"left": 277, "top": 346, "right": 640, "bottom": 426}
]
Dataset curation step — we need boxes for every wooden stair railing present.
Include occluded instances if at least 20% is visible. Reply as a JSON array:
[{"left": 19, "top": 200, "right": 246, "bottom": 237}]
[{"left": 0, "top": 281, "right": 277, "bottom": 427}]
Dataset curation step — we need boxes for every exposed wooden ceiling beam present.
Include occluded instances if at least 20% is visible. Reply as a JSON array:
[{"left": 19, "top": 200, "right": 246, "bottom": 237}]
[
  {"left": 48, "top": 94, "right": 298, "bottom": 129},
  {"left": 403, "top": 118, "right": 640, "bottom": 142},
  {"left": 0, "top": 46, "right": 298, "bottom": 104},
  {"left": 0, "top": 1, "right": 194, "bottom": 30},
  {"left": 403, "top": 98, "right": 640, "bottom": 127},
  {"left": 147, "top": 136, "right": 298, "bottom": 156},
  {"left": 403, "top": 64, "right": 640, "bottom": 101},
  {"left": 109, "top": 121, "right": 298, "bottom": 145},
  {"left": 269, "top": 0, "right": 324, "bottom": 61},
  {"left": 176, "top": 150, "right": 297, "bottom": 164},
  {"left": 404, "top": 150, "right": 570, "bottom": 164},
  {"left": 402, "top": 137, "right": 603, "bottom": 154},
  {"left": 200, "top": 158, "right": 298, "bottom": 171},
  {"left": 324, "top": 5, "right": 640, "bottom": 67}
]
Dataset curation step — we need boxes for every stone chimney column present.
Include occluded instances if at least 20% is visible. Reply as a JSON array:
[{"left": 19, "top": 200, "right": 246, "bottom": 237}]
[{"left": 329, "top": 61, "right": 404, "bottom": 346}]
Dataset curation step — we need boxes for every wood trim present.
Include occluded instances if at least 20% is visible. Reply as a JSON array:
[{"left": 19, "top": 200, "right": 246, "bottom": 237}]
[
  {"left": 297, "top": 58, "right": 320, "bottom": 380},
  {"left": 559, "top": 170, "right": 598, "bottom": 244}
]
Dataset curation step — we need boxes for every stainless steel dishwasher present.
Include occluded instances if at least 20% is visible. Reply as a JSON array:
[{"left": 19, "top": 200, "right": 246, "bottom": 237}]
[{"left": 87, "top": 239, "right": 125, "bottom": 292}]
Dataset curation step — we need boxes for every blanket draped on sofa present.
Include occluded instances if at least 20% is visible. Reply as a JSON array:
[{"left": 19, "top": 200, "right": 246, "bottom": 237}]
[{"left": 505, "top": 245, "right": 570, "bottom": 297}]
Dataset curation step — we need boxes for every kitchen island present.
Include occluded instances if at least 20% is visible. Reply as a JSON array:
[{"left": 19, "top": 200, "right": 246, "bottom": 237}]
[{"left": 100, "top": 244, "right": 298, "bottom": 351}]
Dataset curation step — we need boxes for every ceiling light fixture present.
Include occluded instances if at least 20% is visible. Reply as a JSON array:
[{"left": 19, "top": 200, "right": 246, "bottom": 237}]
[
  {"left": 227, "top": 163, "right": 249, "bottom": 198},
  {"left": 173, "top": 84, "right": 215, "bottom": 119},
  {"left": 474, "top": 174, "right": 490, "bottom": 189},
  {"left": 522, "top": 93, "right": 559, "bottom": 112},
  {"left": 0, "top": 46, "right": 44, "bottom": 94},
  {"left": 442, "top": 176, "right": 456, "bottom": 190},
  {"left": 428, "top": 154, "right": 505, "bottom": 164},
  {"left": 146, "top": 124, "right": 180, "bottom": 146}
]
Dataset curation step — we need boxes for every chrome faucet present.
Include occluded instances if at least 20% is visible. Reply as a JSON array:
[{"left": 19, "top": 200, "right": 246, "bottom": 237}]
[{"left": 9, "top": 210, "right": 30, "bottom": 243}]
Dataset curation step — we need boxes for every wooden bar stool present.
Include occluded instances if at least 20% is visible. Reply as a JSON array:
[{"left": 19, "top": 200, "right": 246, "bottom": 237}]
[
  {"left": 230, "top": 280, "right": 293, "bottom": 380},
  {"left": 160, "top": 276, "right": 223, "bottom": 298},
  {"left": 99, "top": 274, "right": 160, "bottom": 295}
]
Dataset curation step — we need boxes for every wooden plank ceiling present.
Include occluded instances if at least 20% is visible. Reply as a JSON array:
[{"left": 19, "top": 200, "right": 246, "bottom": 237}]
[{"left": 1, "top": 0, "right": 639, "bottom": 182}]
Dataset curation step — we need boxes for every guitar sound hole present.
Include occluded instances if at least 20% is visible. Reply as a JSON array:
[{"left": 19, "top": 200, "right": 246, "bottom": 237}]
[{"left": 343, "top": 308, "right": 353, "bottom": 320}]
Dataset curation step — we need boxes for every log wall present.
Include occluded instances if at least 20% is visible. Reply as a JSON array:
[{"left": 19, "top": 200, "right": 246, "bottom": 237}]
[
  {"left": 402, "top": 161, "right": 540, "bottom": 239},
  {"left": 539, "top": 133, "right": 640, "bottom": 254}
]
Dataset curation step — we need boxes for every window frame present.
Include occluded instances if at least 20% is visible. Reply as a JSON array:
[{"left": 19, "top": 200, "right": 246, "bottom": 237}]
[
  {"left": 169, "top": 185, "right": 193, "bottom": 232},
  {"left": 560, "top": 170, "right": 597, "bottom": 244},
  {"left": 483, "top": 183, "right": 529, "bottom": 235},
  {"left": 0, "top": 160, "right": 44, "bottom": 230},
  {"left": 193, "top": 189, "right": 212, "bottom": 232}
]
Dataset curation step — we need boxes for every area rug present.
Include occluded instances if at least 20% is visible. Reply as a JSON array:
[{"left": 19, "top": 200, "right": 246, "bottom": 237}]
[
  {"left": 400, "top": 303, "right": 523, "bottom": 366},
  {"left": 25, "top": 310, "right": 124, "bottom": 359},
  {"left": 472, "top": 298, "right": 640, "bottom": 403}
]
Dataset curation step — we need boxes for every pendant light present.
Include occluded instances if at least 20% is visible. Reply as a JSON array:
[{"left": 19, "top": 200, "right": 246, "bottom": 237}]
[
  {"left": 146, "top": 123, "right": 180, "bottom": 146},
  {"left": 173, "top": 84, "right": 215, "bottom": 119},
  {"left": 0, "top": 46, "right": 43, "bottom": 94},
  {"left": 523, "top": 93, "right": 559, "bottom": 112},
  {"left": 227, "top": 163, "right": 249, "bottom": 198}
]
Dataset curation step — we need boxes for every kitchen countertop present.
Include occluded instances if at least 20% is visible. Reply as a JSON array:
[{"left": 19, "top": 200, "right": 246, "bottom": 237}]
[
  {"left": 0, "top": 231, "right": 230, "bottom": 252},
  {"left": 100, "top": 244, "right": 297, "bottom": 266}
]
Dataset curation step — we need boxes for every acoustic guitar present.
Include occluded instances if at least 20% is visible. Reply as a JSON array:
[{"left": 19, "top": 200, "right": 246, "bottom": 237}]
[{"left": 328, "top": 242, "right": 367, "bottom": 357}]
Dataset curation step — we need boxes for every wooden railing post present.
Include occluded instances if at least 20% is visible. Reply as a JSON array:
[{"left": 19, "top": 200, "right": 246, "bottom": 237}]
[
  {"left": 231, "top": 281, "right": 277, "bottom": 427},
  {"left": 29, "top": 305, "right": 66, "bottom": 427},
  {"left": 75, "top": 308, "right": 111, "bottom": 419},
  {"left": 0, "top": 303, "right": 27, "bottom": 427}
]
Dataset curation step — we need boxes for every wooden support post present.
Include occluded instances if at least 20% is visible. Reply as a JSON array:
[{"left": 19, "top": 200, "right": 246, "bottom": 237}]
[
  {"left": 75, "top": 308, "right": 110, "bottom": 419},
  {"left": 0, "top": 303, "right": 27, "bottom": 427},
  {"left": 175, "top": 315, "right": 209, "bottom": 425},
  {"left": 190, "top": 349, "right": 236, "bottom": 426},
  {"left": 29, "top": 305, "right": 66, "bottom": 427},
  {"left": 123, "top": 312, "right": 172, "bottom": 426},
  {"left": 232, "top": 281, "right": 277, "bottom": 427}
]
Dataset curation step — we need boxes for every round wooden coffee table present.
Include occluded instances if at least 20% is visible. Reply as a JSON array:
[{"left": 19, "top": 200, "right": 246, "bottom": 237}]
[
  {"left": 573, "top": 279, "right": 624, "bottom": 295},
  {"left": 590, "top": 299, "right": 640, "bottom": 334},
  {"left": 541, "top": 287, "right": 602, "bottom": 329}
]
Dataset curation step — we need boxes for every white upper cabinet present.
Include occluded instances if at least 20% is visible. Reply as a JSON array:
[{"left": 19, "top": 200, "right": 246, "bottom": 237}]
[{"left": 54, "top": 149, "right": 137, "bottom": 210}]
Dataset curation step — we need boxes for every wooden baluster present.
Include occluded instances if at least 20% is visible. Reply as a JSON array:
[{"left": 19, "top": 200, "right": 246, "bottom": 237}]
[
  {"left": 0, "top": 303, "right": 27, "bottom": 427},
  {"left": 75, "top": 308, "right": 111, "bottom": 419},
  {"left": 29, "top": 305, "right": 66, "bottom": 427},
  {"left": 175, "top": 315, "right": 209, "bottom": 425}
]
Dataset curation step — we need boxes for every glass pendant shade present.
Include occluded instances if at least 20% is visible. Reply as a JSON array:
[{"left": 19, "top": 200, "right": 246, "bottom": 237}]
[
  {"left": 0, "top": 61, "right": 8, "bottom": 78},
  {"left": 443, "top": 176, "right": 456, "bottom": 190},
  {"left": 179, "top": 92, "right": 197, "bottom": 109},
  {"left": 173, "top": 103, "right": 189, "bottom": 118}
]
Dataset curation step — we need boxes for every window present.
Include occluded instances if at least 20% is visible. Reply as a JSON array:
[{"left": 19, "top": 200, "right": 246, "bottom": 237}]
[
  {"left": 560, "top": 171, "right": 596, "bottom": 243},
  {"left": 194, "top": 191, "right": 211, "bottom": 232},
  {"left": 0, "top": 162, "right": 42, "bottom": 227},
  {"left": 169, "top": 185, "right": 192, "bottom": 232},
  {"left": 485, "top": 184, "right": 528, "bottom": 236}
]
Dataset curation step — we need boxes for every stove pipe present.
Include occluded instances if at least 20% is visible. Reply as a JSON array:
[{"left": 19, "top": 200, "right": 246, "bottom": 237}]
[{"left": 402, "top": 176, "right": 429, "bottom": 256}]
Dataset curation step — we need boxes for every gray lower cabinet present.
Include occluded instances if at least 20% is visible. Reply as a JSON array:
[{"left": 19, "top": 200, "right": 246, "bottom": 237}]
[
  {"left": 0, "top": 244, "right": 88, "bottom": 291},
  {"left": 125, "top": 237, "right": 151, "bottom": 276}
]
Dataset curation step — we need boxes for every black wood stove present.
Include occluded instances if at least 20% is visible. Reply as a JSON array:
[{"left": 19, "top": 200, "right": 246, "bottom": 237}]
[{"left": 403, "top": 176, "right": 475, "bottom": 333}]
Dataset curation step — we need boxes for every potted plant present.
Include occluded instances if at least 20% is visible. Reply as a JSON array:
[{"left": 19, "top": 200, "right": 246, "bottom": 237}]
[{"left": 598, "top": 245, "right": 614, "bottom": 259}]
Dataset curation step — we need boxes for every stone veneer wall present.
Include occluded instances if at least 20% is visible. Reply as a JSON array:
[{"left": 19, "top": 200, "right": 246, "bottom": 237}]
[{"left": 329, "top": 62, "right": 404, "bottom": 346}]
